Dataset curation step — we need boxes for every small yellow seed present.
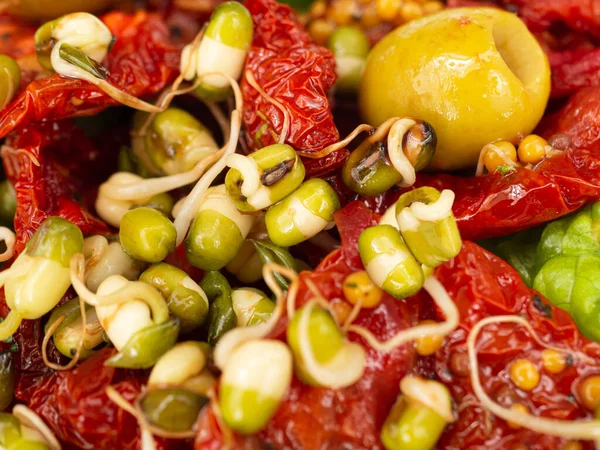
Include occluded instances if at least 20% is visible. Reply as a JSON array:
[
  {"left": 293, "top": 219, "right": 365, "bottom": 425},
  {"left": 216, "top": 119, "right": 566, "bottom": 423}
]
[
  {"left": 342, "top": 271, "right": 384, "bottom": 308},
  {"left": 562, "top": 442, "right": 583, "bottom": 450},
  {"left": 579, "top": 375, "right": 600, "bottom": 411},
  {"left": 415, "top": 319, "right": 444, "bottom": 356},
  {"left": 361, "top": 3, "right": 380, "bottom": 28},
  {"left": 329, "top": 0, "right": 357, "bottom": 25},
  {"left": 483, "top": 141, "right": 517, "bottom": 173},
  {"left": 518, "top": 134, "right": 549, "bottom": 164},
  {"left": 507, "top": 403, "right": 529, "bottom": 429},
  {"left": 376, "top": 0, "right": 402, "bottom": 22},
  {"left": 400, "top": 1, "right": 423, "bottom": 22},
  {"left": 309, "top": 0, "right": 327, "bottom": 18},
  {"left": 510, "top": 359, "right": 540, "bottom": 391},
  {"left": 308, "top": 19, "right": 335, "bottom": 46},
  {"left": 541, "top": 349, "right": 568, "bottom": 374},
  {"left": 331, "top": 299, "right": 353, "bottom": 325}
]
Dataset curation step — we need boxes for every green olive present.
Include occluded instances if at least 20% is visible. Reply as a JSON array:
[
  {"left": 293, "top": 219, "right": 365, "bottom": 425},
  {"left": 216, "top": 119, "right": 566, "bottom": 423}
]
[
  {"left": 395, "top": 187, "right": 462, "bottom": 268},
  {"left": 10, "top": 0, "right": 117, "bottom": 21},
  {"left": 225, "top": 144, "right": 305, "bottom": 213},
  {"left": 360, "top": 7, "right": 550, "bottom": 171},
  {"left": 328, "top": 27, "right": 369, "bottom": 93},
  {"left": 358, "top": 225, "right": 424, "bottom": 299},
  {"left": 0, "top": 353, "right": 15, "bottom": 411},
  {"left": 145, "top": 108, "right": 218, "bottom": 175},
  {"left": 26, "top": 216, "right": 84, "bottom": 267},
  {"left": 140, "top": 388, "right": 208, "bottom": 433},
  {"left": 381, "top": 396, "right": 448, "bottom": 450},
  {"left": 0, "top": 56, "right": 21, "bottom": 108},
  {"left": 140, "top": 263, "right": 209, "bottom": 333},
  {"left": 266, "top": 178, "right": 340, "bottom": 247},
  {"left": 119, "top": 207, "right": 177, "bottom": 263},
  {"left": 0, "top": 181, "right": 17, "bottom": 227}
]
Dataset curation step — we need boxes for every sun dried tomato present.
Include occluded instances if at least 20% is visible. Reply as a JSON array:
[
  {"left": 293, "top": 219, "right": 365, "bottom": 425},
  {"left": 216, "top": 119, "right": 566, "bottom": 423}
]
[
  {"left": 241, "top": 0, "right": 346, "bottom": 177},
  {"left": 428, "top": 241, "right": 600, "bottom": 449},
  {"left": 0, "top": 14, "right": 36, "bottom": 60},
  {"left": 549, "top": 47, "right": 600, "bottom": 98},
  {"left": 0, "top": 11, "right": 182, "bottom": 139},
  {"left": 3, "top": 120, "right": 109, "bottom": 254}
]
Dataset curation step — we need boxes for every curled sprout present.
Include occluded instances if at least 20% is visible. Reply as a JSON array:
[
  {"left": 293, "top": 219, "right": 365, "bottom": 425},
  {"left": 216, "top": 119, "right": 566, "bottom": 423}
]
[
  {"left": 0, "top": 226, "right": 16, "bottom": 262},
  {"left": 396, "top": 189, "right": 455, "bottom": 231},
  {"left": 12, "top": 404, "right": 62, "bottom": 450},
  {"left": 475, "top": 141, "right": 519, "bottom": 176},
  {"left": 173, "top": 74, "right": 244, "bottom": 245},
  {"left": 467, "top": 315, "right": 600, "bottom": 440},
  {"left": 347, "top": 276, "right": 459, "bottom": 352},
  {"left": 213, "top": 263, "right": 298, "bottom": 370}
]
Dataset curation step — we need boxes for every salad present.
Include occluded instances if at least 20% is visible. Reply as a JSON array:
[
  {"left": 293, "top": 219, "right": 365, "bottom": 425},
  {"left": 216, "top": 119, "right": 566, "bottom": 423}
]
[{"left": 0, "top": 0, "right": 598, "bottom": 449}]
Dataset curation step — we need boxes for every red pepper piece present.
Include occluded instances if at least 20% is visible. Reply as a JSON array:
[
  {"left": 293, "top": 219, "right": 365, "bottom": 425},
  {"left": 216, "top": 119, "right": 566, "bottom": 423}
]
[
  {"left": 432, "top": 241, "right": 600, "bottom": 449},
  {"left": 241, "top": 0, "right": 344, "bottom": 177},
  {"left": 3, "top": 121, "right": 109, "bottom": 254},
  {"left": 0, "top": 11, "right": 182, "bottom": 139}
]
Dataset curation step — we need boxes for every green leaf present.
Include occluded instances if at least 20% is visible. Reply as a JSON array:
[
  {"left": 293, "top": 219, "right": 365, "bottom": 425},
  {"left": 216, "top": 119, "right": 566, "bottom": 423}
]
[{"left": 59, "top": 43, "right": 109, "bottom": 79}]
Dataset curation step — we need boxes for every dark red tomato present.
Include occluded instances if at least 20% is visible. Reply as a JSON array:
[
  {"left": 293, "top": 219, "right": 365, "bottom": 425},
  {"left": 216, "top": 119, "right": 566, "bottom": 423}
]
[
  {"left": 429, "top": 241, "right": 600, "bottom": 449},
  {"left": 241, "top": 0, "right": 347, "bottom": 177},
  {"left": 0, "top": 14, "right": 36, "bottom": 60},
  {"left": 0, "top": 11, "right": 182, "bottom": 139}
]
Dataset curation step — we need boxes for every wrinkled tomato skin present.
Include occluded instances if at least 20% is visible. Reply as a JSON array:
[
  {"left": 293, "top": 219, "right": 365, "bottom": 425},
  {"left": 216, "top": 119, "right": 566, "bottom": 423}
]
[
  {"left": 241, "top": 0, "right": 344, "bottom": 177},
  {"left": 431, "top": 242, "right": 600, "bottom": 449},
  {"left": 0, "top": 11, "right": 181, "bottom": 139}
]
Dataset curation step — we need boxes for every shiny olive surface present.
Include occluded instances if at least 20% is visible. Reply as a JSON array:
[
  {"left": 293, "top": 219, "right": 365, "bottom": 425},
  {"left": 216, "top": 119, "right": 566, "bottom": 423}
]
[{"left": 360, "top": 7, "right": 550, "bottom": 171}]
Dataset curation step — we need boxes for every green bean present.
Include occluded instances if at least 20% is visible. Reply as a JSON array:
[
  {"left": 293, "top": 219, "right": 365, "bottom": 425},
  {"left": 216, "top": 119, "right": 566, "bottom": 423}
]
[
  {"left": 140, "top": 263, "right": 209, "bottom": 333},
  {"left": 139, "top": 388, "right": 208, "bottom": 433},
  {"left": 200, "top": 271, "right": 236, "bottom": 346},
  {"left": 286, "top": 304, "right": 344, "bottom": 386},
  {"left": 358, "top": 225, "right": 424, "bottom": 299},
  {"left": 0, "top": 55, "right": 21, "bottom": 108},
  {"left": 26, "top": 216, "right": 84, "bottom": 267},
  {"left": 231, "top": 288, "right": 274, "bottom": 327},
  {"left": 225, "top": 144, "right": 305, "bottom": 212},
  {"left": 145, "top": 108, "right": 218, "bottom": 175},
  {"left": 105, "top": 319, "right": 179, "bottom": 369},
  {"left": 381, "top": 394, "right": 448, "bottom": 450},
  {"left": 327, "top": 27, "right": 369, "bottom": 93},
  {"left": 0, "top": 353, "right": 15, "bottom": 411},
  {"left": 185, "top": 185, "right": 254, "bottom": 270},
  {"left": 119, "top": 207, "right": 176, "bottom": 263},
  {"left": 192, "top": 2, "right": 253, "bottom": 101},
  {"left": 219, "top": 340, "right": 292, "bottom": 434},
  {"left": 34, "top": 19, "right": 57, "bottom": 71},
  {"left": 265, "top": 178, "right": 340, "bottom": 247},
  {"left": 395, "top": 187, "right": 461, "bottom": 268},
  {"left": 342, "top": 119, "right": 437, "bottom": 195},
  {"left": 251, "top": 240, "right": 296, "bottom": 290},
  {"left": 137, "top": 192, "right": 174, "bottom": 218}
]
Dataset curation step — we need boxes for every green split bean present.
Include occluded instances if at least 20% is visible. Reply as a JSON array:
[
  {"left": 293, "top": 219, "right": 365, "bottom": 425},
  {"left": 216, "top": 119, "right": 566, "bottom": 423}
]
[
  {"left": 0, "top": 353, "right": 14, "bottom": 411},
  {"left": 266, "top": 178, "right": 340, "bottom": 247},
  {"left": 342, "top": 119, "right": 437, "bottom": 195},
  {"left": 0, "top": 55, "right": 20, "bottom": 108},
  {"left": 225, "top": 144, "right": 306, "bottom": 213},
  {"left": 395, "top": 187, "right": 462, "bottom": 268},
  {"left": 200, "top": 271, "right": 236, "bottom": 346},
  {"left": 231, "top": 288, "right": 274, "bottom": 327},
  {"left": 328, "top": 27, "right": 369, "bottom": 93},
  {"left": 225, "top": 239, "right": 264, "bottom": 284},
  {"left": 140, "top": 263, "right": 209, "bottom": 333},
  {"left": 358, "top": 225, "right": 424, "bottom": 299},
  {"left": 145, "top": 108, "right": 218, "bottom": 175},
  {"left": 26, "top": 216, "right": 84, "bottom": 267},
  {"left": 186, "top": 185, "right": 254, "bottom": 270},
  {"left": 140, "top": 388, "right": 208, "bottom": 433},
  {"left": 120, "top": 207, "right": 177, "bottom": 263}
]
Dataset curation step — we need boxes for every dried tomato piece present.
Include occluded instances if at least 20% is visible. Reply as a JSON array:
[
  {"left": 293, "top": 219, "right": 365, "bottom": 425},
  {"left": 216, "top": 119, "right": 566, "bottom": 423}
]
[
  {"left": 431, "top": 241, "right": 600, "bottom": 449},
  {"left": 3, "top": 121, "right": 109, "bottom": 254},
  {"left": 0, "top": 14, "right": 36, "bottom": 60},
  {"left": 0, "top": 11, "right": 182, "bottom": 139},
  {"left": 241, "top": 0, "right": 344, "bottom": 177},
  {"left": 550, "top": 47, "right": 600, "bottom": 98}
]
